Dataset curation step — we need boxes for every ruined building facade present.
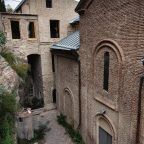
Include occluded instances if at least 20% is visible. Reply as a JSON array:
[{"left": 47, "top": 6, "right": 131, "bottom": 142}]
[{"left": 0, "top": 0, "right": 78, "bottom": 106}]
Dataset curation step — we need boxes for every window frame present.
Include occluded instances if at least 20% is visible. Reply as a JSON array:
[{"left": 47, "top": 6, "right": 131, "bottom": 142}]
[
  {"left": 50, "top": 20, "right": 60, "bottom": 38},
  {"left": 46, "top": 0, "right": 52, "bottom": 8},
  {"left": 28, "top": 21, "right": 36, "bottom": 39},
  {"left": 10, "top": 20, "right": 21, "bottom": 39}
]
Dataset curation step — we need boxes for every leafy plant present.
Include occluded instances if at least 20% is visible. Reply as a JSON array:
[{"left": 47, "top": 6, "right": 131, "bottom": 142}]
[
  {"left": 0, "top": 86, "right": 16, "bottom": 144},
  {"left": 57, "top": 114, "right": 85, "bottom": 144}
]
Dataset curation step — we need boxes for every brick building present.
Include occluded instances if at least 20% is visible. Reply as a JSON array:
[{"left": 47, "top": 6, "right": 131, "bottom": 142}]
[
  {"left": 0, "top": 0, "right": 78, "bottom": 106},
  {"left": 74, "top": 0, "right": 144, "bottom": 144}
]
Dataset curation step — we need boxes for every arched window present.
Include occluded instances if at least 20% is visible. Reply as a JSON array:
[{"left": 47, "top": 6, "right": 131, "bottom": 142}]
[{"left": 103, "top": 52, "right": 110, "bottom": 91}]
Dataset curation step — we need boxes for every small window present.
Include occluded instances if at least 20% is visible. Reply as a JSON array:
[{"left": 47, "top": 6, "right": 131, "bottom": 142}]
[
  {"left": 28, "top": 22, "right": 35, "bottom": 38},
  {"left": 99, "top": 127, "right": 112, "bottom": 144},
  {"left": 50, "top": 20, "right": 60, "bottom": 38},
  {"left": 11, "top": 21, "right": 20, "bottom": 39},
  {"left": 46, "top": 0, "right": 52, "bottom": 8},
  {"left": 103, "top": 52, "right": 110, "bottom": 91}
]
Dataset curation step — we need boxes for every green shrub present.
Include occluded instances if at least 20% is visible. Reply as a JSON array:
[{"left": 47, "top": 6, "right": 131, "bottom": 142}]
[
  {"left": 12, "top": 63, "right": 29, "bottom": 80},
  {"left": 0, "top": 86, "right": 16, "bottom": 144},
  {"left": 57, "top": 114, "right": 85, "bottom": 144}
]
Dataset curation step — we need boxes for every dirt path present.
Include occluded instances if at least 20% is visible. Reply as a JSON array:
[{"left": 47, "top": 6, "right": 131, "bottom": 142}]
[{"left": 38, "top": 110, "right": 74, "bottom": 144}]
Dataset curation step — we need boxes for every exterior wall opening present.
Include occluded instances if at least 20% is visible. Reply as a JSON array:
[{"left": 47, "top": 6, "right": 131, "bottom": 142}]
[
  {"left": 11, "top": 20, "right": 20, "bottom": 39},
  {"left": 103, "top": 52, "right": 110, "bottom": 91},
  {"left": 99, "top": 127, "right": 112, "bottom": 144},
  {"left": 28, "top": 22, "right": 35, "bottom": 38},
  {"left": 20, "top": 54, "right": 44, "bottom": 109},
  {"left": 50, "top": 20, "right": 60, "bottom": 38},
  {"left": 46, "top": 0, "right": 52, "bottom": 8}
]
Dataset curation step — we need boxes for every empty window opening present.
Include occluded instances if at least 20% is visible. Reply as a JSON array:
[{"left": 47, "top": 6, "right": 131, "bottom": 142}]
[
  {"left": 11, "top": 21, "right": 20, "bottom": 39},
  {"left": 46, "top": 0, "right": 52, "bottom": 8},
  {"left": 50, "top": 20, "right": 60, "bottom": 38},
  {"left": 103, "top": 52, "right": 110, "bottom": 91},
  {"left": 19, "top": 117, "right": 23, "bottom": 122},
  {"left": 99, "top": 127, "right": 112, "bottom": 144},
  {"left": 28, "top": 22, "right": 35, "bottom": 38}
]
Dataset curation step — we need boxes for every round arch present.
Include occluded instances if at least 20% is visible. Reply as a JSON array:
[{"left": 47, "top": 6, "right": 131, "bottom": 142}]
[
  {"left": 63, "top": 88, "right": 75, "bottom": 126},
  {"left": 93, "top": 39, "right": 125, "bottom": 63}
]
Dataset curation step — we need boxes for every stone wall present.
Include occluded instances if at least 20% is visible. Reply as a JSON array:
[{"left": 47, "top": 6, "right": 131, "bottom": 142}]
[
  {"left": 0, "top": 56, "right": 19, "bottom": 91},
  {"left": 3, "top": 0, "right": 78, "bottom": 105},
  {"left": 78, "top": 0, "right": 144, "bottom": 144}
]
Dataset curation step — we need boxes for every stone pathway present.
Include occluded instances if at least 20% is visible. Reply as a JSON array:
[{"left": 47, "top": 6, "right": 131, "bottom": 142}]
[{"left": 38, "top": 110, "right": 74, "bottom": 144}]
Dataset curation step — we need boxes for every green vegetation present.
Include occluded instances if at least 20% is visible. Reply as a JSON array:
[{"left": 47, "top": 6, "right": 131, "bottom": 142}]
[
  {"left": 57, "top": 114, "right": 85, "bottom": 144},
  {"left": 0, "top": 31, "right": 29, "bottom": 80},
  {"left": 0, "top": 0, "right": 6, "bottom": 12},
  {"left": 0, "top": 31, "right": 29, "bottom": 144},
  {"left": 17, "top": 122, "right": 51, "bottom": 144},
  {"left": 0, "top": 86, "right": 16, "bottom": 144}
]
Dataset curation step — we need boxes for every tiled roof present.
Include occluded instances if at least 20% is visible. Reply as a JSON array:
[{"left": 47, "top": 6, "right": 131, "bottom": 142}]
[
  {"left": 69, "top": 15, "right": 80, "bottom": 24},
  {"left": 51, "top": 31, "right": 80, "bottom": 51},
  {"left": 14, "top": 0, "right": 26, "bottom": 12}
]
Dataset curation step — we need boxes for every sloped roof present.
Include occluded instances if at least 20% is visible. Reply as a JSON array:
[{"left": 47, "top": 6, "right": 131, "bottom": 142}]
[
  {"left": 51, "top": 31, "right": 80, "bottom": 51},
  {"left": 14, "top": 0, "right": 26, "bottom": 12},
  {"left": 75, "top": 0, "right": 93, "bottom": 14},
  {"left": 69, "top": 15, "right": 80, "bottom": 24}
]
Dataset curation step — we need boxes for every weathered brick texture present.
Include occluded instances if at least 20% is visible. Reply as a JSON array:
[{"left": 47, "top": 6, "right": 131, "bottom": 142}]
[{"left": 78, "top": 0, "right": 144, "bottom": 143}]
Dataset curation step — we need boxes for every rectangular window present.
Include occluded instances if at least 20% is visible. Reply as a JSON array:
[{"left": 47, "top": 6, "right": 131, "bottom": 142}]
[
  {"left": 28, "top": 22, "right": 35, "bottom": 38},
  {"left": 11, "top": 21, "right": 20, "bottom": 39},
  {"left": 46, "top": 0, "right": 52, "bottom": 8},
  {"left": 99, "top": 127, "right": 112, "bottom": 144},
  {"left": 50, "top": 20, "right": 60, "bottom": 38}
]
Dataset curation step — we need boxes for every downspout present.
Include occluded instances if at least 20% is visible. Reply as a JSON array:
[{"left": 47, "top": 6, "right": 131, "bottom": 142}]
[
  {"left": 78, "top": 58, "right": 81, "bottom": 129},
  {"left": 136, "top": 76, "right": 144, "bottom": 144}
]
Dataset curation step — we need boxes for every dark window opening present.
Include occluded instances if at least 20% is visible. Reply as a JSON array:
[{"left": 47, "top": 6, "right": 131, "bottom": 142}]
[
  {"left": 103, "top": 52, "right": 110, "bottom": 91},
  {"left": 19, "top": 117, "right": 23, "bottom": 122},
  {"left": 28, "top": 22, "right": 35, "bottom": 38},
  {"left": 50, "top": 20, "right": 60, "bottom": 38},
  {"left": 53, "top": 89, "right": 56, "bottom": 103},
  {"left": 11, "top": 21, "right": 20, "bottom": 39},
  {"left": 46, "top": 0, "right": 52, "bottom": 8},
  {"left": 99, "top": 127, "right": 112, "bottom": 144}
]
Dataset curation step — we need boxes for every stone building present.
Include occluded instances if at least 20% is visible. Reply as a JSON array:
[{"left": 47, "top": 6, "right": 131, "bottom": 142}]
[
  {"left": 51, "top": 17, "right": 80, "bottom": 128},
  {"left": 74, "top": 0, "right": 144, "bottom": 144},
  {"left": 0, "top": 0, "right": 78, "bottom": 106}
]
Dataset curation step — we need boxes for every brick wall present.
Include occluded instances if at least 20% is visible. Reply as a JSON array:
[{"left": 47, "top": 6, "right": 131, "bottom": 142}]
[{"left": 79, "top": 0, "right": 144, "bottom": 143}]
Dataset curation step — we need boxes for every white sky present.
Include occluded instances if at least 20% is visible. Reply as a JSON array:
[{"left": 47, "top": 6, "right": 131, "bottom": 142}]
[{"left": 4, "top": 0, "right": 80, "bottom": 9}]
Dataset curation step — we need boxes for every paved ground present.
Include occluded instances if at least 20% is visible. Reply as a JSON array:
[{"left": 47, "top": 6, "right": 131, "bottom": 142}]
[{"left": 37, "top": 110, "right": 74, "bottom": 144}]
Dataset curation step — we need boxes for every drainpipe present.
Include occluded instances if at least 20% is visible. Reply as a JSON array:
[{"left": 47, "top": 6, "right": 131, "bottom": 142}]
[
  {"left": 136, "top": 76, "right": 144, "bottom": 144},
  {"left": 78, "top": 58, "right": 81, "bottom": 129}
]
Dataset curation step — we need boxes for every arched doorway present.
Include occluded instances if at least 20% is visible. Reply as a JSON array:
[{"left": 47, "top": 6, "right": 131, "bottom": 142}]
[
  {"left": 95, "top": 115, "right": 116, "bottom": 144},
  {"left": 21, "top": 54, "right": 44, "bottom": 109}
]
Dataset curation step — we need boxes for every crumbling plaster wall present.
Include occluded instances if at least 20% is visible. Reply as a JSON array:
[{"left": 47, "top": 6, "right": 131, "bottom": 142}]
[{"left": 13, "top": 0, "right": 78, "bottom": 105}]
